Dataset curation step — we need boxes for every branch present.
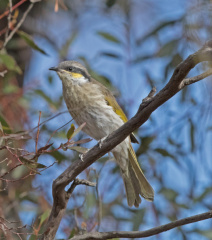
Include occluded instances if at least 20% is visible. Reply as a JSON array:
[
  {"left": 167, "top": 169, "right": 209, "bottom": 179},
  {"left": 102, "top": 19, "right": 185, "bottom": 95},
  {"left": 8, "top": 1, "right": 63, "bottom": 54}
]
[
  {"left": 179, "top": 68, "right": 212, "bottom": 89},
  {"left": 40, "top": 178, "right": 96, "bottom": 239},
  {"left": 40, "top": 41, "right": 212, "bottom": 240},
  {"left": 71, "top": 210, "right": 212, "bottom": 240},
  {"left": 2, "top": 0, "right": 41, "bottom": 49}
]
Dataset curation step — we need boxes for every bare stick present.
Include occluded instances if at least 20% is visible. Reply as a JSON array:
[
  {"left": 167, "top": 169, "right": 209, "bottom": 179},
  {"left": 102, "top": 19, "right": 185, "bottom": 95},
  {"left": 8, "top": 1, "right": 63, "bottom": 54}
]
[
  {"left": 2, "top": 0, "right": 40, "bottom": 48},
  {"left": 179, "top": 68, "right": 212, "bottom": 89},
  {"left": 4, "top": 0, "right": 13, "bottom": 41},
  {"left": 71, "top": 210, "right": 212, "bottom": 240}
]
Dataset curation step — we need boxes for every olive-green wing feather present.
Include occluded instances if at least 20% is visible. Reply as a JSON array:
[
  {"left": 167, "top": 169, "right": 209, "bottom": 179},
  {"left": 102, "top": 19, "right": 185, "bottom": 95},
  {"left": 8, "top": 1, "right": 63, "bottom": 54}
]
[
  {"left": 104, "top": 93, "right": 139, "bottom": 144},
  {"left": 90, "top": 77, "right": 139, "bottom": 143}
]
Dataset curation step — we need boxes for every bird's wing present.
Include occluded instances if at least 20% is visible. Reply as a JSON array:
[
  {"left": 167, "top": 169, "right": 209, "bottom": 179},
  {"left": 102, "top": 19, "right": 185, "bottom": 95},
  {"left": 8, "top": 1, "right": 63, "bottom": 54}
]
[
  {"left": 90, "top": 77, "right": 138, "bottom": 143},
  {"left": 104, "top": 92, "right": 139, "bottom": 144}
]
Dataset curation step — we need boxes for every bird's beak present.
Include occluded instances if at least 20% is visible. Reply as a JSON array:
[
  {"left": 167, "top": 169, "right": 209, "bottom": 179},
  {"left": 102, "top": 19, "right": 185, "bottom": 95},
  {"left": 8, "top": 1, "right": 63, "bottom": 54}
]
[{"left": 49, "top": 67, "right": 59, "bottom": 72}]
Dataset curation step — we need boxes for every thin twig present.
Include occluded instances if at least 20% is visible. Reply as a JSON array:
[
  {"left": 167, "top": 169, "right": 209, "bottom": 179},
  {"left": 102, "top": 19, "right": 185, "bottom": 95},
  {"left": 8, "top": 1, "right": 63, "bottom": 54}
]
[
  {"left": 142, "top": 86, "right": 157, "bottom": 103},
  {"left": 180, "top": 68, "right": 212, "bottom": 89},
  {"left": 71, "top": 211, "right": 212, "bottom": 240},
  {"left": 67, "top": 178, "right": 96, "bottom": 197},
  {"left": 0, "top": 0, "right": 27, "bottom": 21},
  {"left": 1, "top": 111, "right": 69, "bottom": 140},
  {"left": 35, "top": 111, "right": 41, "bottom": 153},
  {"left": 5, "top": 0, "right": 13, "bottom": 41},
  {"left": 3, "top": 2, "right": 34, "bottom": 48}
]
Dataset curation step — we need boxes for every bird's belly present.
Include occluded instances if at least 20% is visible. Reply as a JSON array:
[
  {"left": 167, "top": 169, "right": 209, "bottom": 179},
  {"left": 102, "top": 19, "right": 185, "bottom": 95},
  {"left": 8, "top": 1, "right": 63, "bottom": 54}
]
[{"left": 70, "top": 103, "right": 124, "bottom": 141}]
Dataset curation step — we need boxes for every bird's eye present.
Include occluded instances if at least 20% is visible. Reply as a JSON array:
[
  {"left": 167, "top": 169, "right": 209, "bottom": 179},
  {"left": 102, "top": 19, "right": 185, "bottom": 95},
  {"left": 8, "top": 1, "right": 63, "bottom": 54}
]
[{"left": 69, "top": 67, "right": 73, "bottom": 72}]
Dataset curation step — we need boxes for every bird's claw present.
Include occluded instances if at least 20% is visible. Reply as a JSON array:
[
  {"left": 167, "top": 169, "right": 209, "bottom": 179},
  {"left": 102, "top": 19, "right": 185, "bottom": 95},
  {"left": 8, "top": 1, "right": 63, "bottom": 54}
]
[
  {"left": 79, "top": 154, "right": 84, "bottom": 162},
  {"left": 98, "top": 136, "right": 107, "bottom": 148},
  {"left": 98, "top": 139, "right": 103, "bottom": 149}
]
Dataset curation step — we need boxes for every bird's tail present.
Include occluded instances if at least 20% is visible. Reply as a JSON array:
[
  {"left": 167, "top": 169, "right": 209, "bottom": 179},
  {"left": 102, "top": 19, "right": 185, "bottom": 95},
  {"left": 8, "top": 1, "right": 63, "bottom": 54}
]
[{"left": 113, "top": 144, "right": 154, "bottom": 207}]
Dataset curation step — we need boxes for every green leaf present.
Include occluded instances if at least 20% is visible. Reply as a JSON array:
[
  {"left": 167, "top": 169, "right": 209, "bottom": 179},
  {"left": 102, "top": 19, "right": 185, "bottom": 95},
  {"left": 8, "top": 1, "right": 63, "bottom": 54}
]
[
  {"left": 34, "top": 89, "right": 57, "bottom": 109},
  {"left": 17, "top": 30, "right": 47, "bottom": 55},
  {"left": 159, "top": 187, "right": 178, "bottom": 201},
  {"left": 68, "top": 146, "right": 88, "bottom": 154},
  {"left": 106, "top": 0, "right": 116, "bottom": 8},
  {"left": 69, "top": 229, "right": 75, "bottom": 238},
  {"left": 100, "top": 52, "right": 122, "bottom": 59},
  {"left": 0, "top": 53, "right": 22, "bottom": 74},
  {"left": 71, "top": 122, "right": 86, "bottom": 139},
  {"left": 155, "top": 148, "right": 176, "bottom": 161},
  {"left": 133, "top": 54, "right": 153, "bottom": 64},
  {"left": 47, "top": 150, "right": 67, "bottom": 163},
  {"left": 189, "top": 119, "right": 195, "bottom": 152},
  {"left": 197, "top": 230, "right": 212, "bottom": 239},
  {"left": 60, "top": 31, "right": 78, "bottom": 58},
  {"left": 39, "top": 210, "right": 50, "bottom": 226},
  {"left": 67, "top": 124, "right": 75, "bottom": 140},
  {"left": 97, "top": 31, "right": 121, "bottom": 44},
  {"left": 157, "top": 39, "right": 179, "bottom": 57},
  {"left": 193, "top": 187, "right": 212, "bottom": 203},
  {"left": 136, "top": 136, "right": 155, "bottom": 155},
  {"left": 137, "top": 18, "right": 183, "bottom": 44},
  {"left": 0, "top": 115, "right": 11, "bottom": 133},
  {"left": 19, "top": 157, "right": 46, "bottom": 169},
  {"left": 170, "top": 53, "right": 183, "bottom": 67},
  {"left": 29, "top": 234, "right": 37, "bottom": 240}
]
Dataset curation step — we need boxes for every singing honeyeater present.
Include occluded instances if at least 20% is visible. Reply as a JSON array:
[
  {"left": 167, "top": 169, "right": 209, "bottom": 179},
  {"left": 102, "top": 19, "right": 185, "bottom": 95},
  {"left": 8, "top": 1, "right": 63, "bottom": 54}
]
[{"left": 49, "top": 61, "right": 154, "bottom": 207}]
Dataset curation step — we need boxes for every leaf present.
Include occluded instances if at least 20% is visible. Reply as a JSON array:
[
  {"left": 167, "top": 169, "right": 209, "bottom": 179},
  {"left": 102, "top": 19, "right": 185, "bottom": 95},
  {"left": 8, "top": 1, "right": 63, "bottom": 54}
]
[
  {"left": 97, "top": 31, "right": 121, "bottom": 44},
  {"left": 170, "top": 53, "right": 183, "bottom": 68},
  {"left": 34, "top": 89, "right": 57, "bottom": 109},
  {"left": 0, "top": 115, "right": 11, "bottom": 134},
  {"left": 106, "top": 0, "right": 116, "bottom": 7},
  {"left": 47, "top": 150, "right": 66, "bottom": 163},
  {"left": 69, "top": 229, "right": 75, "bottom": 238},
  {"left": 19, "top": 157, "right": 46, "bottom": 169},
  {"left": 3, "top": 84, "right": 19, "bottom": 94},
  {"left": 189, "top": 119, "right": 195, "bottom": 152},
  {"left": 136, "top": 17, "right": 183, "bottom": 44},
  {"left": 71, "top": 122, "right": 86, "bottom": 139},
  {"left": 157, "top": 39, "right": 179, "bottom": 57},
  {"left": 37, "top": 143, "right": 53, "bottom": 153},
  {"left": 67, "top": 124, "right": 75, "bottom": 140},
  {"left": 0, "top": 53, "right": 22, "bottom": 74},
  {"left": 68, "top": 146, "right": 88, "bottom": 154},
  {"left": 196, "top": 230, "right": 212, "bottom": 239},
  {"left": 159, "top": 187, "right": 178, "bottom": 201},
  {"left": 39, "top": 210, "right": 50, "bottom": 226},
  {"left": 136, "top": 136, "right": 155, "bottom": 155},
  {"left": 193, "top": 187, "right": 212, "bottom": 203},
  {"left": 132, "top": 54, "right": 153, "bottom": 64},
  {"left": 100, "top": 52, "right": 122, "bottom": 59},
  {"left": 155, "top": 148, "right": 176, "bottom": 161},
  {"left": 17, "top": 31, "right": 47, "bottom": 55},
  {"left": 60, "top": 31, "right": 78, "bottom": 58}
]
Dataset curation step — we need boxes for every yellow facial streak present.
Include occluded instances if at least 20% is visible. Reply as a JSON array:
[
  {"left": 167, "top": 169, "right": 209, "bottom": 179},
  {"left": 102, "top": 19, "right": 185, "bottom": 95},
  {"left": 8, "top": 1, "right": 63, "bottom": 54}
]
[
  {"left": 62, "top": 70, "right": 83, "bottom": 79},
  {"left": 71, "top": 72, "right": 83, "bottom": 78}
]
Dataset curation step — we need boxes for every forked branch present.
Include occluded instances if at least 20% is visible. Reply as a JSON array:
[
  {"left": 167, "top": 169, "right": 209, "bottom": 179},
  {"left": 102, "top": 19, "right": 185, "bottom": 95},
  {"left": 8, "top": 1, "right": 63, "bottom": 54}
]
[{"left": 40, "top": 41, "right": 212, "bottom": 240}]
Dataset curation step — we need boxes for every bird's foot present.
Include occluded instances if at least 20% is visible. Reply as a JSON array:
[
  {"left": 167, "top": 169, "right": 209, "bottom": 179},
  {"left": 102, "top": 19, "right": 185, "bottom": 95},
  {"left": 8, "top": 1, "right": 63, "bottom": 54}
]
[
  {"left": 79, "top": 154, "right": 84, "bottom": 162},
  {"left": 98, "top": 136, "right": 107, "bottom": 148}
]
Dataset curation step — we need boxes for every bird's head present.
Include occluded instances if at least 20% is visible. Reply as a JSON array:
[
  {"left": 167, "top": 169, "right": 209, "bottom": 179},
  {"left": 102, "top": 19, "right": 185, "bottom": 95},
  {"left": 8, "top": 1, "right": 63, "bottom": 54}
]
[{"left": 49, "top": 61, "right": 90, "bottom": 85}]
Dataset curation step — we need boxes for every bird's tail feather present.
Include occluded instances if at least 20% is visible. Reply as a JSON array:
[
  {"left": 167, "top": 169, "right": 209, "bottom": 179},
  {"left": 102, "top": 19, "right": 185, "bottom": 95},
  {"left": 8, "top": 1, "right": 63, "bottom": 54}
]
[
  {"left": 113, "top": 143, "right": 154, "bottom": 207},
  {"left": 128, "top": 144, "right": 154, "bottom": 202}
]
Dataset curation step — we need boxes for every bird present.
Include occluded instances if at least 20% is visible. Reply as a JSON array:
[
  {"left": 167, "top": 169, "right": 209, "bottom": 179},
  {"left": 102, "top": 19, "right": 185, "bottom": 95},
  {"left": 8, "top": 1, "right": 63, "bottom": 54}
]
[{"left": 49, "top": 61, "right": 154, "bottom": 207}]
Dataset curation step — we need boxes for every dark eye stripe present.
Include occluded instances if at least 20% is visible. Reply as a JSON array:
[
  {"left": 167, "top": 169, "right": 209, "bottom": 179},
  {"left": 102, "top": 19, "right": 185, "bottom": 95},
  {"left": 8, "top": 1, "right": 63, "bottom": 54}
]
[{"left": 65, "top": 66, "right": 90, "bottom": 80}]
